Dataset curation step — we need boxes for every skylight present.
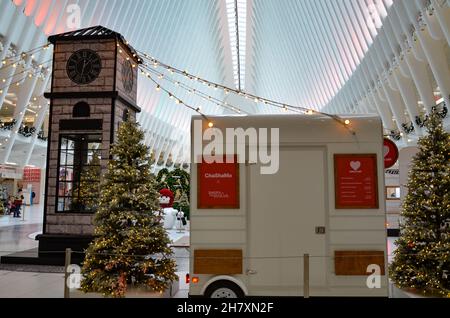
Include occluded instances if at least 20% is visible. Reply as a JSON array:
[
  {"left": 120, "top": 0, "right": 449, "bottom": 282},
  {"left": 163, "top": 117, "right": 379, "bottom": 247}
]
[{"left": 226, "top": 0, "right": 247, "bottom": 91}]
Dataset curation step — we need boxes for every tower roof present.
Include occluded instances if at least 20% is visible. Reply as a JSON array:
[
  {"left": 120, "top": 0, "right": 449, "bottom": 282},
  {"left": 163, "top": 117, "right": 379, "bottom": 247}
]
[{"left": 48, "top": 25, "right": 142, "bottom": 64}]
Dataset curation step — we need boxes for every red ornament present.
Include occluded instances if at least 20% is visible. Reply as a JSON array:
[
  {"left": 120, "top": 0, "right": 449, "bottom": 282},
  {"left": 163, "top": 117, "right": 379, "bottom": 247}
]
[
  {"left": 408, "top": 241, "right": 415, "bottom": 248},
  {"left": 384, "top": 138, "right": 399, "bottom": 169}
]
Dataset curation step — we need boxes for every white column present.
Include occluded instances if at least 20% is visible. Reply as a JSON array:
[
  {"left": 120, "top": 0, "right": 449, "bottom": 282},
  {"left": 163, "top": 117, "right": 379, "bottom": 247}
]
[
  {"left": 431, "top": 0, "right": 450, "bottom": 46},
  {"left": 392, "top": 68, "right": 423, "bottom": 135},
  {"left": 415, "top": 27, "right": 450, "bottom": 108},
  {"left": 0, "top": 75, "right": 39, "bottom": 164},
  {"left": 383, "top": 81, "right": 407, "bottom": 127},
  {"left": 404, "top": 50, "right": 436, "bottom": 112}
]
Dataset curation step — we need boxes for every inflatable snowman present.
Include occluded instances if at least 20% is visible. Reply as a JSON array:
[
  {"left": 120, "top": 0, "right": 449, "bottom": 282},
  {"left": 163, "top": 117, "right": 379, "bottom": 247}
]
[{"left": 159, "top": 188, "right": 177, "bottom": 230}]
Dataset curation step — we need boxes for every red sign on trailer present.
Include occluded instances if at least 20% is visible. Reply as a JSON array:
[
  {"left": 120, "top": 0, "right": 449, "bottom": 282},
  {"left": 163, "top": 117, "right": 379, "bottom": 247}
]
[
  {"left": 334, "top": 154, "right": 379, "bottom": 209},
  {"left": 198, "top": 155, "right": 240, "bottom": 209},
  {"left": 383, "top": 138, "right": 399, "bottom": 169}
]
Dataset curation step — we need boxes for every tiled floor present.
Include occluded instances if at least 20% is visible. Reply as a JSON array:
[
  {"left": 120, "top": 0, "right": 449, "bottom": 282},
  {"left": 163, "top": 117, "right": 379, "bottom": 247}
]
[
  {"left": 0, "top": 202, "right": 190, "bottom": 298},
  {"left": 0, "top": 203, "right": 400, "bottom": 298},
  {"left": 0, "top": 203, "right": 44, "bottom": 228}
]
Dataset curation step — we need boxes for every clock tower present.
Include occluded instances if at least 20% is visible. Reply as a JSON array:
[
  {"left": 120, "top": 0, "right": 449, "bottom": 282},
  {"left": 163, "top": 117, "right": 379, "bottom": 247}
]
[{"left": 38, "top": 26, "right": 142, "bottom": 264}]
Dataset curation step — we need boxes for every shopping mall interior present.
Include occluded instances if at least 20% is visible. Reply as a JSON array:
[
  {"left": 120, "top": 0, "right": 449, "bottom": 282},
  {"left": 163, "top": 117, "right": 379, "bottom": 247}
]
[{"left": 0, "top": 0, "right": 449, "bottom": 299}]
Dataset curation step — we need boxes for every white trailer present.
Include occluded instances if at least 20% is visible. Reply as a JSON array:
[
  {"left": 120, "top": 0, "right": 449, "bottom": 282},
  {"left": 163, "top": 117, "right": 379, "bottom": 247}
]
[{"left": 189, "top": 114, "right": 388, "bottom": 297}]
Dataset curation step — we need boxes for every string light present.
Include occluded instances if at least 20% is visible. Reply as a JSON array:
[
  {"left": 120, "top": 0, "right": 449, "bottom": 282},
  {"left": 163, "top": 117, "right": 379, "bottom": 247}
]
[
  {"left": 344, "top": 119, "right": 351, "bottom": 125},
  {"left": 137, "top": 51, "right": 327, "bottom": 114},
  {"left": 208, "top": 122, "right": 214, "bottom": 128},
  {"left": 130, "top": 48, "right": 354, "bottom": 132},
  {"left": 155, "top": 85, "right": 161, "bottom": 91}
]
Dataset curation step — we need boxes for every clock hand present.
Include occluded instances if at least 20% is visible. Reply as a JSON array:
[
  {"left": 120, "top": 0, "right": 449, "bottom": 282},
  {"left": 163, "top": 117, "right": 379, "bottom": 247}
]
[{"left": 80, "top": 59, "right": 87, "bottom": 76}]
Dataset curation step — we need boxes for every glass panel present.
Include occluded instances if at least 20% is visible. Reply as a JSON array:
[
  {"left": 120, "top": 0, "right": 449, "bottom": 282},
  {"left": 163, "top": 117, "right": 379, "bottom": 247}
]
[
  {"left": 57, "top": 134, "right": 102, "bottom": 213},
  {"left": 58, "top": 198, "right": 65, "bottom": 212},
  {"left": 64, "top": 197, "right": 72, "bottom": 212}
]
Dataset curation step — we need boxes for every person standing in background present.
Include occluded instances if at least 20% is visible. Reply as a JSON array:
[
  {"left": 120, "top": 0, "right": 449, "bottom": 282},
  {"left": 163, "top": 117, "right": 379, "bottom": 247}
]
[{"left": 31, "top": 191, "right": 36, "bottom": 206}]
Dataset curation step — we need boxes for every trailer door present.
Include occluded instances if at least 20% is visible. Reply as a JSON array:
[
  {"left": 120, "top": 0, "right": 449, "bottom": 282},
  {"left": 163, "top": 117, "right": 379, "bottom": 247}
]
[{"left": 247, "top": 147, "right": 327, "bottom": 296}]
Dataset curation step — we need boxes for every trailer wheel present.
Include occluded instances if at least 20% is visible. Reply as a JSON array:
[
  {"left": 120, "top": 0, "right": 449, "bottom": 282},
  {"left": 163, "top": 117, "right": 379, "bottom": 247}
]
[{"left": 204, "top": 280, "right": 245, "bottom": 298}]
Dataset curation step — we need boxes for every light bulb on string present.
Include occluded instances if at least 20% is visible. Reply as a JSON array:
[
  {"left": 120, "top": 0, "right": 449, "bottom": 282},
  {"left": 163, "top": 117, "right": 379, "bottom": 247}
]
[
  {"left": 306, "top": 110, "right": 314, "bottom": 115},
  {"left": 155, "top": 85, "right": 161, "bottom": 91},
  {"left": 254, "top": 98, "right": 259, "bottom": 103},
  {"left": 344, "top": 120, "right": 351, "bottom": 125},
  {"left": 208, "top": 122, "right": 214, "bottom": 128}
]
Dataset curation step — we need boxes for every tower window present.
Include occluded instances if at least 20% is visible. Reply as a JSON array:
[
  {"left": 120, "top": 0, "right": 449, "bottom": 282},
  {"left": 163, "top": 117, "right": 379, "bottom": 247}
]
[
  {"left": 123, "top": 109, "right": 129, "bottom": 122},
  {"left": 73, "top": 102, "right": 91, "bottom": 117},
  {"left": 56, "top": 134, "right": 103, "bottom": 213}
]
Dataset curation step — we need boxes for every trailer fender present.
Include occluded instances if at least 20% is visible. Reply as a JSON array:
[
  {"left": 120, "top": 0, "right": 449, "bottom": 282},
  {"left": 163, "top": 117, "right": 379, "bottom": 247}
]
[{"left": 201, "top": 275, "right": 248, "bottom": 296}]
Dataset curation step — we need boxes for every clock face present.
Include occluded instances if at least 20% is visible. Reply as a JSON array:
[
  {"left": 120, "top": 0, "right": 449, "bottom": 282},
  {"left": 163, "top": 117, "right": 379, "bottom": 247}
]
[
  {"left": 66, "top": 49, "right": 102, "bottom": 85},
  {"left": 122, "top": 60, "right": 134, "bottom": 93}
]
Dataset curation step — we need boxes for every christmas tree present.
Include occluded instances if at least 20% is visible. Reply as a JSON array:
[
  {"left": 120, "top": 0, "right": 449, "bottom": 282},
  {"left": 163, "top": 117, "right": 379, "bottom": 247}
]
[
  {"left": 80, "top": 121, "right": 177, "bottom": 297},
  {"left": 71, "top": 150, "right": 101, "bottom": 212},
  {"left": 389, "top": 107, "right": 450, "bottom": 297}
]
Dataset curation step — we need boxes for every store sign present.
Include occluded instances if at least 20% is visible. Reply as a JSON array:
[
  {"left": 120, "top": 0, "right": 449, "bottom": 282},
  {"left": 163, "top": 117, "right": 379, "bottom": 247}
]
[
  {"left": 334, "top": 154, "right": 379, "bottom": 209},
  {"left": 0, "top": 170, "right": 23, "bottom": 179},
  {"left": 23, "top": 168, "right": 41, "bottom": 183},
  {"left": 198, "top": 155, "right": 240, "bottom": 209},
  {"left": 383, "top": 138, "right": 399, "bottom": 169}
]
